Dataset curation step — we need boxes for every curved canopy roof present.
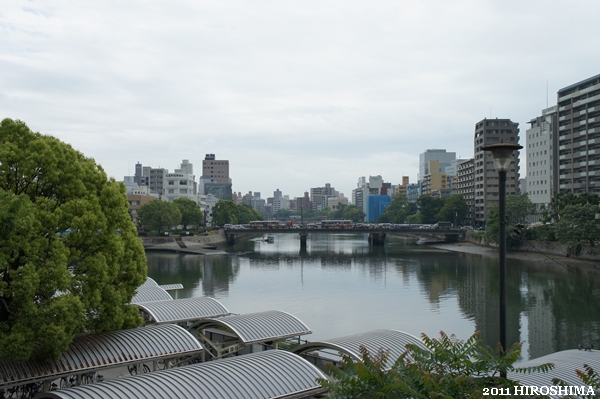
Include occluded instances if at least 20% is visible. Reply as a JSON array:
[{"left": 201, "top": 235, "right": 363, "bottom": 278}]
[
  {"left": 158, "top": 283, "right": 184, "bottom": 291},
  {"left": 131, "top": 286, "right": 173, "bottom": 304},
  {"left": 192, "top": 310, "right": 311, "bottom": 344},
  {"left": 508, "top": 349, "right": 600, "bottom": 396},
  {"left": 1, "top": 324, "right": 202, "bottom": 389},
  {"left": 293, "top": 329, "right": 426, "bottom": 369},
  {"left": 34, "top": 350, "right": 327, "bottom": 399},
  {"left": 137, "top": 297, "right": 230, "bottom": 324},
  {"left": 138, "top": 277, "right": 159, "bottom": 289}
]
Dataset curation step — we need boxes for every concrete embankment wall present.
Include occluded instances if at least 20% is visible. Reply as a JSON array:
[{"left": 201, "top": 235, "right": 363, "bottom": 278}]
[
  {"left": 465, "top": 232, "right": 600, "bottom": 262},
  {"left": 140, "top": 231, "right": 226, "bottom": 250}
]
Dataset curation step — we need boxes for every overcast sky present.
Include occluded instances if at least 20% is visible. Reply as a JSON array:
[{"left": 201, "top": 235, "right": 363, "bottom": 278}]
[{"left": 2, "top": 1, "right": 599, "bottom": 199}]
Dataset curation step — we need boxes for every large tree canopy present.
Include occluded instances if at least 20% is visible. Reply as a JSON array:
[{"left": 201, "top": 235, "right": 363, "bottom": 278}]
[
  {"left": 0, "top": 118, "right": 147, "bottom": 361},
  {"left": 172, "top": 197, "right": 203, "bottom": 229},
  {"left": 485, "top": 194, "right": 536, "bottom": 249},
  {"left": 138, "top": 200, "right": 182, "bottom": 234}
]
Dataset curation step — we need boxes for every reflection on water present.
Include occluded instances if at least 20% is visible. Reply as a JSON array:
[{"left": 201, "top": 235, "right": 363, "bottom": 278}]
[{"left": 147, "top": 232, "right": 600, "bottom": 361}]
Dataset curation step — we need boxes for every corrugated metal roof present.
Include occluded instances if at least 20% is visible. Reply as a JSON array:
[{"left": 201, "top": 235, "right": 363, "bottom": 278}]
[
  {"left": 508, "top": 349, "right": 600, "bottom": 398},
  {"left": 193, "top": 310, "right": 311, "bottom": 344},
  {"left": 293, "top": 329, "right": 426, "bottom": 369},
  {"left": 158, "top": 283, "right": 184, "bottom": 290},
  {"left": 34, "top": 350, "right": 327, "bottom": 399},
  {"left": 130, "top": 286, "right": 173, "bottom": 304},
  {"left": 0, "top": 324, "right": 203, "bottom": 388},
  {"left": 138, "top": 277, "right": 159, "bottom": 289},
  {"left": 137, "top": 297, "right": 230, "bottom": 324}
]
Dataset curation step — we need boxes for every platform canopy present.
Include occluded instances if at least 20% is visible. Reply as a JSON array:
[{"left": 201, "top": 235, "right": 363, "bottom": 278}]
[
  {"left": 192, "top": 310, "right": 311, "bottom": 344},
  {"left": 130, "top": 286, "right": 173, "bottom": 304},
  {"left": 137, "top": 297, "right": 230, "bottom": 324},
  {"left": 293, "top": 329, "right": 426, "bottom": 370},
  {"left": 0, "top": 324, "right": 203, "bottom": 390},
  {"left": 33, "top": 350, "right": 327, "bottom": 399},
  {"left": 508, "top": 349, "right": 600, "bottom": 398}
]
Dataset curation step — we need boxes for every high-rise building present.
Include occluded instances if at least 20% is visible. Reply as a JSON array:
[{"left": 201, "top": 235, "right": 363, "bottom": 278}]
[
  {"left": 310, "top": 183, "right": 337, "bottom": 211},
  {"left": 418, "top": 149, "right": 456, "bottom": 181},
  {"left": 526, "top": 106, "right": 558, "bottom": 209},
  {"left": 396, "top": 176, "right": 410, "bottom": 197},
  {"left": 456, "top": 159, "right": 474, "bottom": 225},
  {"left": 202, "top": 154, "right": 230, "bottom": 184},
  {"left": 556, "top": 74, "right": 600, "bottom": 194},
  {"left": 421, "top": 160, "right": 448, "bottom": 196},
  {"left": 473, "top": 118, "right": 521, "bottom": 226},
  {"left": 200, "top": 154, "right": 232, "bottom": 200}
]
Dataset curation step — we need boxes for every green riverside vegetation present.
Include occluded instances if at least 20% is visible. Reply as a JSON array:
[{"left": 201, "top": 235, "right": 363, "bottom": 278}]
[{"left": 0, "top": 118, "right": 147, "bottom": 361}]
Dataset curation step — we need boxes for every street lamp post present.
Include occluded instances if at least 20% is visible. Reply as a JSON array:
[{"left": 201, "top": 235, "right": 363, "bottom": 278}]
[{"left": 481, "top": 141, "right": 522, "bottom": 378}]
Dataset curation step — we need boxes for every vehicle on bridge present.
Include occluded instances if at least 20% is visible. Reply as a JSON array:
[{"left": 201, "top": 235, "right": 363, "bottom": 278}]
[
  {"left": 249, "top": 220, "right": 281, "bottom": 229},
  {"left": 321, "top": 220, "right": 353, "bottom": 229}
]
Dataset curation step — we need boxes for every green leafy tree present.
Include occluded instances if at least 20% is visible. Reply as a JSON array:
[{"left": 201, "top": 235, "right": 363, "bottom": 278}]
[
  {"left": 273, "top": 209, "right": 292, "bottom": 219},
  {"left": 407, "top": 213, "right": 422, "bottom": 224},
  {"left": 172, "top": 197, "right": 203, "bottom": 229},
  {"left": 543, "top": 192, "right": 600, "bottom": 224},
  {"left": 555, "top": 203, "right": 600, "bottom": 246},
  {"left": 485, "top": 194, "right": 535, "bottom": 249},
  {"left": 237, "top": 204, "right": 263, "bottom": 224},
  {"left": 211, "top": 200, "right": 239, "bottom": 226},
  {"left": 342, "top": 204, "right": 365, "bottom": 223},
  {"left": 417, "top": 195, "right": 445, "bottom": 224},
  {"left": 378, "top": 194, "right": 417, "bottom": 223},
  {"left": 0, "top": 118, "right": 147, "bottom": 361},
  {"left": 331, "top": 203, "right": 347, "bottom": 220},
  {"left": 319, "top": 331, "right": 554, "bottom": 399},
  {"left": 138, "top": 200, "right": 182, "bottom": 235},
  {"left": 436, "top": 194, "right": 469, "bottom": 226}
]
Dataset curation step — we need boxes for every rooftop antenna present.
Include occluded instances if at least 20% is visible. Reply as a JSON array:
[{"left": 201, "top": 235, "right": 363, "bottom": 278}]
[
  {"left": 546, "top": 79, "right": 549, "bottom": 108},
  {"left": 490, "top": 107, "right": 492, "bottom": 118}
]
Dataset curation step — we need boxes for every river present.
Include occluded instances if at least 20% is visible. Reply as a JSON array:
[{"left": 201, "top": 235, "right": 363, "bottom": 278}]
[{"left": 146, "top": 232, "right": 600, "bottom": 362}]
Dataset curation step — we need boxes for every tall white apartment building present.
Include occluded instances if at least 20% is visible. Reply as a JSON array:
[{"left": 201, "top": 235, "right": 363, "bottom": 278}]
[{"left": 526, "top": 106, "right": 558, "bottom": 209}]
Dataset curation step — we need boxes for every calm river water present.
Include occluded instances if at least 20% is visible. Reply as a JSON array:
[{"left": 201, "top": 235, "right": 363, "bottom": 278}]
[{"left": 146, "top": 233, "right": 600, "bottom": 362}]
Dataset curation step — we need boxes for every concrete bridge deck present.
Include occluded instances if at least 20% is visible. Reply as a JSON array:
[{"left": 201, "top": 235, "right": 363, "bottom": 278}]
[{"left": 223, "top": 227, "right": 466, "bottom": 246}]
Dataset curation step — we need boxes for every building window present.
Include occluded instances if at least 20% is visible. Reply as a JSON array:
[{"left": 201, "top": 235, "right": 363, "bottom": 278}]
[{"left": 168, "top": 180, "right": 174, "bottom": 185}]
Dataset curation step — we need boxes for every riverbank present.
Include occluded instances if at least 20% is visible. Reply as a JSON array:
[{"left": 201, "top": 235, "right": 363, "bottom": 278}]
[
  {"left": 140, "top": 230, "right": 227, "bottom": 251},
  {"left": 429, "top": 241, "right": 600, "bottom": 272}
]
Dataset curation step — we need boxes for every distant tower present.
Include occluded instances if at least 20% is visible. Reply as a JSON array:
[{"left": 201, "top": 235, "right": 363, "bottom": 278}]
[{"left": 134, "top": 162, "right": 142, "bottom": 184}]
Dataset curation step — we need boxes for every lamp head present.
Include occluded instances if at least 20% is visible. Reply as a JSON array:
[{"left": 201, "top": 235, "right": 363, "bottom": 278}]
[{"left": 481, "top": 142, "right": 523, "bottom": 173}]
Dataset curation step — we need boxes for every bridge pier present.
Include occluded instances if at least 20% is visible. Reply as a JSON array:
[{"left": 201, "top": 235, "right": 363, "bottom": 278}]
[
  {"left": 225, "top": 233, "right": 236, "bottom": 245},
  {"left": 368, "top": 232, "right": 386, "bottom": 246},
  {"left": 299, "top": 231, "right": 308, "bottom": 250}
]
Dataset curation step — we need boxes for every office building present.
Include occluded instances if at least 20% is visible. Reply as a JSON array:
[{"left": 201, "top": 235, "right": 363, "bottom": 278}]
[
  {"left": 202, "top": 154, "right": 230, "bottom": 184},
  {"left": 419, "top": 149, "right": 456, "bottom": 181},
  {"left": 473, "top": 118, "right": 521, "bottom": 226}
]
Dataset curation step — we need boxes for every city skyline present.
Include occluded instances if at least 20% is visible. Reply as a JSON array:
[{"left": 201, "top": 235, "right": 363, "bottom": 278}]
[{"left": 2, "top": 1, "right": 600, "bottom": 197}]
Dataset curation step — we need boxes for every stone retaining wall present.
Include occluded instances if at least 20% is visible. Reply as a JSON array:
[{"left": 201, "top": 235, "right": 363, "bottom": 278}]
[
  {"left": 141, "top": 231, "right": 226, "bottom": 249},
  {"left": 465, "top": 232, "right": 600, "bottom": 262}
]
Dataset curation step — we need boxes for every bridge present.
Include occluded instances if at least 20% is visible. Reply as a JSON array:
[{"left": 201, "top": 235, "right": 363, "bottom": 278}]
[{"left": 223, "top": 227, "right": 466, "bottom": 247}]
